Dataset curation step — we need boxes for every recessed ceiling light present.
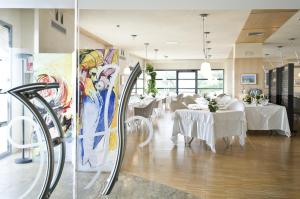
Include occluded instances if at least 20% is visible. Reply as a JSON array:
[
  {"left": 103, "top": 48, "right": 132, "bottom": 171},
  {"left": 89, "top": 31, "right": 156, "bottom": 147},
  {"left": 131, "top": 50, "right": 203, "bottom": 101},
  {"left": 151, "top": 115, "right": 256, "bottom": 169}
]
[
  {"left": 248, "top": 32, "right": 264, "bottom": 36},
  {"left": 116, "top": 24, "right": 120, "bottom": 28},
  {"left": 164, "top": 55, "right": 168, "bottom": 59},
  {"left": 166, "top": 41, "right": 178, "bottom": 45},
  {"left": 131, "top": 34, "right": 138, "bottom": 40}
]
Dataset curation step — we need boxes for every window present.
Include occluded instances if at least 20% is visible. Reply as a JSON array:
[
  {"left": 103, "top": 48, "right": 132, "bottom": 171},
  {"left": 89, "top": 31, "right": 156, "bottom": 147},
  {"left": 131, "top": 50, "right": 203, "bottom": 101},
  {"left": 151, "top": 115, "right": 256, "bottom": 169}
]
[
  {"left": 155, "top": 71, "right": 176, "bottom": 95},
  {"left": 132, "top": 69, "right": 224, "bottom": 96},
  {"left": 0, "top": 20, "right": 12, "bottom": 158},
  {"left": 197, "top": 70, "right": 224, "bottom": 96},
  {"left": 177, "top": 71, "right": 197, "bottom": 94}
]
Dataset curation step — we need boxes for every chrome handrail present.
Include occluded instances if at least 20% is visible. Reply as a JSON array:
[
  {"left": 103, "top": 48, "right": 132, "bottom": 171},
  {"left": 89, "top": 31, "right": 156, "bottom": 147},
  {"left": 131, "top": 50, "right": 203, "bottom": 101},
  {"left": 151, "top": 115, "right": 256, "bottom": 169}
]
[
  {"left": 7, "top": 82, "right": 65, "bottom": 199},
  {"left": 102, "top": 63, "right": 142, "bottom": 195}
]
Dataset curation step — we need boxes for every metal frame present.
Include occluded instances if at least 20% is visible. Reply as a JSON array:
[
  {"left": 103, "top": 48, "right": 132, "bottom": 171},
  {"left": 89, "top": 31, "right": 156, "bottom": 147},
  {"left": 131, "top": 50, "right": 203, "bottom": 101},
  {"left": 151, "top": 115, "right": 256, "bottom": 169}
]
[
  {"left": 0, "top": 20, "right": 13, "bottom": 158},
  {"left": 34, "top": 93, "right": 66, "bottom": 193},
  {"left": 147, "top": 69, "right": 224, "bottom": 95},
  {"left": 102, "top": 63, "right": 142, "bottom": 195},
  {"left": 3, "top": 82, "right": 65, "bottom": 199}
]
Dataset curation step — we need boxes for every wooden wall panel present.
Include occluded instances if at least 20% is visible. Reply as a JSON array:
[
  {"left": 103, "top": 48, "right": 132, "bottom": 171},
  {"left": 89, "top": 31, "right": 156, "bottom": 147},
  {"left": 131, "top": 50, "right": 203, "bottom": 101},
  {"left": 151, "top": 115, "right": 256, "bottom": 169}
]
[
  {"left": 234, "top": 58, "right": 267, "bottom": 97},
  {"left": 237, "top": 9, "right": 297, "bottom": 43}
]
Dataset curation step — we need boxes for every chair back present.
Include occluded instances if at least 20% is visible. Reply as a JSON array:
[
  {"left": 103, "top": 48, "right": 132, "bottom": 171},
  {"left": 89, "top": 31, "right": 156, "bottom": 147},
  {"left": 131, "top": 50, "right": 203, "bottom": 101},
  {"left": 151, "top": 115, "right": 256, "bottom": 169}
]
[
  {"left": 216, "top": 95, "right": 232, "bottom": 105},
  {"left": 176, "top": 93, "right": 184, "bottom": 101},
  {"left": 134, "top": 100, "right": 156, "bottom": 118},
  {"left": 170, "top": 100, "right": 188, "bottom": 112},
  {"left": 227, "top": 100, "right": 245, "bottom": 111},
  {"left": 182, "top": 96, "right": 196, "bottom": 105}
]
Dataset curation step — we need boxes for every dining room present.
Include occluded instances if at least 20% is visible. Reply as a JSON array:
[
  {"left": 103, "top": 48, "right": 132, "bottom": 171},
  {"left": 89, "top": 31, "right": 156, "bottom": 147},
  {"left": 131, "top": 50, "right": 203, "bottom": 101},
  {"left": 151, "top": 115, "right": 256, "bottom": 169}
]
[
  {"left": 78, "top": 9, "right": 300, "bottom": 198},
  {"left": 0, "top": 2, "right": 300, "bottom": 198}
]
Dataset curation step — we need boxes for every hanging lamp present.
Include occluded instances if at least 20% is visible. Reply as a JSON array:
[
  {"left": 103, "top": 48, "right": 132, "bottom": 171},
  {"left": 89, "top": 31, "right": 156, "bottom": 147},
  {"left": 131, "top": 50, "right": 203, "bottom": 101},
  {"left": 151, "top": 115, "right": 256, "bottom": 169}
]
[{"left": 200, "top": 14, "right": 212, "bottom": 79}]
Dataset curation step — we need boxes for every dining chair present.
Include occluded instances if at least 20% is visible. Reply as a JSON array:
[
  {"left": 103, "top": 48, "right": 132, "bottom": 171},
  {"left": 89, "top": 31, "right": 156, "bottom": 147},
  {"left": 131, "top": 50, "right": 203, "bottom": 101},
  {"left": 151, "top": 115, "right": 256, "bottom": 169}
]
[
  {"left": 225, "top": 100, "right": 246, "bottom": 148},
  {"left": 227, "top": 100, "right": 245, "bottom": 111},
  {"left": 182, "top": 96, "right": 197, "bottom": 106},
  {"left": 216, "top": 94, "right": 232, "bottom": 105},
  {"left": 170, "top": 99, "right": 188, "bottom": 112},
  {"left": 133, "top": 100, "right": 156, "bottom": 132},
  {"left": 176, "top": 93, "right": 184, "bottom": 101},
  {"left": 153, "top": 99, "right": 163, "bottom": 117}
]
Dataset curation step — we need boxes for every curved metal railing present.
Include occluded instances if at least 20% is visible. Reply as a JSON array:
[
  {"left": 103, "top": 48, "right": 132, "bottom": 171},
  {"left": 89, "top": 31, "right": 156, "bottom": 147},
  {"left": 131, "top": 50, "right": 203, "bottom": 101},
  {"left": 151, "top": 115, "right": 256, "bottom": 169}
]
[{"left": 3, "top": 82, "right": 65, "bottom": 199}]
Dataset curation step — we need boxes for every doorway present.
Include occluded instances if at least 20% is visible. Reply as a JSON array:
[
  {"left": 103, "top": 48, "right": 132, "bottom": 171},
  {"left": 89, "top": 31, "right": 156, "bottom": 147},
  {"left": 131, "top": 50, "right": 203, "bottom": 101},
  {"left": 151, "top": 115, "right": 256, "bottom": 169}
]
[{"left": 0, "top": 20, "right": 12, "bottom": 158}]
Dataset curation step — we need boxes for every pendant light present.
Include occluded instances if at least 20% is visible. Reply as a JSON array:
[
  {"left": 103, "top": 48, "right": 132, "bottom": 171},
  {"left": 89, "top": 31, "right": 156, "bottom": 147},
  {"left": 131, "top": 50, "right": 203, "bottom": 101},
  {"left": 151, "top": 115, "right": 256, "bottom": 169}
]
[
  {"left": 143, "top": 42, "right": 150, "bottom": 94},
  {"left": 288, "top": 38, "right": 300, "bottom": 65},
  {"left": 123, "top": 66, "right": 131, "bottom": 75},
  {"left": 123, "top": 34, "right": 138, "bottom": 75},
  {"left": 200, "top": 14, "right": 212, "bottom": 79},
  {"left": 277, "top": 45, "right": 284, "bottom": 66}
]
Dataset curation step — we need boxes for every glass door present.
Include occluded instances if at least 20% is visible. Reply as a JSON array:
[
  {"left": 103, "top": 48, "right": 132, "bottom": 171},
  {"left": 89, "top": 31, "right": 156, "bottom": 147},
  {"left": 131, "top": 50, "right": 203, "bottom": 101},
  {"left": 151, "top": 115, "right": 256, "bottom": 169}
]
[
  {"left": 0, "top": 21, "right": 12, "bottom": 158},
  {"left": 177, "top": 70, "right": 197, "bottom": 94}
]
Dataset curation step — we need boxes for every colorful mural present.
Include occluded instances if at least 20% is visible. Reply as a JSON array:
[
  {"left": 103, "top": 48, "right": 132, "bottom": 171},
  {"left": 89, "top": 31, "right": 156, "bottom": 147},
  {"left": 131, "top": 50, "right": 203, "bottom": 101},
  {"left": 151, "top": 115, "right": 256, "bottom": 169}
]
[
  {"left": 34, "top": 54, "right": 73, "bottom": 136},
  {"left": 78, "top": 49, "right": 119, "bottom": 170}
]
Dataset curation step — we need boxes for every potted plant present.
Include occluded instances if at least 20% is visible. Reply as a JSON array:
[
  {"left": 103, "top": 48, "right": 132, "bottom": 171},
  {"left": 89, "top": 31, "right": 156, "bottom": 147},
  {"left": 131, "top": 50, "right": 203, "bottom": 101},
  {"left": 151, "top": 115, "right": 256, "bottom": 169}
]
[{"left": 145, "top": 63, "right": 158, "bottom": 97}]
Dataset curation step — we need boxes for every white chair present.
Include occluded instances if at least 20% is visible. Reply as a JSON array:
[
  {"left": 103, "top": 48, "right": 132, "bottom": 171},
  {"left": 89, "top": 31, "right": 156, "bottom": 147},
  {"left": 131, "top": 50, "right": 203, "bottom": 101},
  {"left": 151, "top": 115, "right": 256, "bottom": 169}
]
[
  {"left": 182, "top": 96, "right": 197, "bottom": 106},
  {"left": 227, "top": 100, "right": 245, "bottom": 111},
  {"left": 133, "top": 100, "right": 156, "bottom": 132},
  {"left": 225, "top": 100, "right": 246, "bottom": 147},
  {"left": 170, "top": 99, "right": 188, "bottom": 112},
  {"left": 152, "top": 99, "right": 163, "bottom": 117},
  {"left": 216, "top": 94, "right": 232, "bottom": 105},
  {"left": 176, "top": 93, "right": 184, "bottom": 101}
]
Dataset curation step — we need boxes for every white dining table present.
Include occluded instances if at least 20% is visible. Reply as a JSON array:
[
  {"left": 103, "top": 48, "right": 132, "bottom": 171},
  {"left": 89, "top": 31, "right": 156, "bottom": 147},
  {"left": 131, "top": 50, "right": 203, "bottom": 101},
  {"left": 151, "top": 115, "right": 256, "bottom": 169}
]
[
  {"left": 244, "top": 103, "right": 291, "bottom": 137},
  {"left": 171, "top": 109, "right": 247, "bottom": 152}
]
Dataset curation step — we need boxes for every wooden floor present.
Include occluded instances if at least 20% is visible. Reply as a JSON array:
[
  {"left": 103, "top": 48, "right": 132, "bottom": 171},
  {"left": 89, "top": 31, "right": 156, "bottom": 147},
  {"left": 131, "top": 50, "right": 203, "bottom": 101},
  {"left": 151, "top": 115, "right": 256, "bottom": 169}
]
[{"left": 121, "top": 112, "right": 300, "bottom": 199}]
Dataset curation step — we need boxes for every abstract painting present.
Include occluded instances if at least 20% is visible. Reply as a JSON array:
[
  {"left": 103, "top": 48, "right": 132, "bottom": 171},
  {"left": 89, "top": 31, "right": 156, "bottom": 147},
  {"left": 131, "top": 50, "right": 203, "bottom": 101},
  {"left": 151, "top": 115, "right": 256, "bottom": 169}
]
[
  {"left": 78, "top": 49, "right": 119, "bottom": 171},
  {"left": 34, "top": 54, "right": 74, "bottom": 162},
  {"left": 34, "top": 54, "right": 73, "bottom": 137}
]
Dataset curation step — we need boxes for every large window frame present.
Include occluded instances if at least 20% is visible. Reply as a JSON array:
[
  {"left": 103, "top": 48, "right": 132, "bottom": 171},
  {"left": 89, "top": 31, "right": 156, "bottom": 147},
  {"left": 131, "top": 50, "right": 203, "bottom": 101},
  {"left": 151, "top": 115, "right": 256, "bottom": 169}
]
[
  {"left": 154, "top": 69, "right": 224, "bottom": 95},
  {"left": 131, "top": 69, "right": 224, "bottom": 96},
  {"left": 197, "top": 69, "right": 224, "bottom": 95},
  {"left": 0, "top": 20, "right": 12, "bottom": 159}
]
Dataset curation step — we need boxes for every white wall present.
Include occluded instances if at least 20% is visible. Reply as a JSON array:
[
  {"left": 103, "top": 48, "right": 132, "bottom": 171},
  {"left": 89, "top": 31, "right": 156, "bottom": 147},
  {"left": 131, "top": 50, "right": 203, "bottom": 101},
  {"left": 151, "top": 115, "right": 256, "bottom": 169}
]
[
  {"left": 39, "top": 9, "right": 74, "bottom": 53},
  {"left": 79, "top": 33, "right": 105, "bottom": 49}
]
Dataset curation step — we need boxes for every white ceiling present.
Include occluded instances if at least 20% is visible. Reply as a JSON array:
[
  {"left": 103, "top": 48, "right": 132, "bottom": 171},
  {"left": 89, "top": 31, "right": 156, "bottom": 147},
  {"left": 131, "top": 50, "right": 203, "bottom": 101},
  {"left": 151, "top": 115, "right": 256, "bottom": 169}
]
[
  {"left": 78, "top": 0, "right": 300, "bottom": 9},
  {"left": 79, "top": 10, "right": 250, "bottom": 60},
  {"left": 264, "top": 10, "right": 300, "bottom": 60},
  {"left": 1, "top": 0, "right": 300, "bottom": 9}
]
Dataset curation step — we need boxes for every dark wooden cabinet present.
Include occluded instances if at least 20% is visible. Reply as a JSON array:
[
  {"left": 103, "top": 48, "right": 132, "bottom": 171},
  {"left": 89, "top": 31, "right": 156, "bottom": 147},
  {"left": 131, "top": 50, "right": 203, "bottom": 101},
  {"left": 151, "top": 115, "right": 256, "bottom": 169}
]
[{"left": 269, "top": 63, "right": 295, "bottom": 133}]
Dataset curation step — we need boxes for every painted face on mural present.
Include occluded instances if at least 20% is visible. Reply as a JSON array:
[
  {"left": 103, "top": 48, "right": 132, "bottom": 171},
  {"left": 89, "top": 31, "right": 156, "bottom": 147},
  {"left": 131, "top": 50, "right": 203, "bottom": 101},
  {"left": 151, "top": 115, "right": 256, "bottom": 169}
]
[{"left": 90, "top": 66, "right": 116, "bottom": 91}]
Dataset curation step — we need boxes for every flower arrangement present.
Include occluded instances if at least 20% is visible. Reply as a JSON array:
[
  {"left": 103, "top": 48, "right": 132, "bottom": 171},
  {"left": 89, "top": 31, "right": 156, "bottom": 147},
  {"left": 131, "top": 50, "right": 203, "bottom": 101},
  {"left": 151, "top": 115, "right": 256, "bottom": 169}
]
[
  {"left": 208, "top": 99, "right": 219, "bottom": 112},
  {"left": 243, "top": 93, "right": 267, "bottom": 105},
  {"left": 243, "top": 94, "right": 252, "bottom": 104}
]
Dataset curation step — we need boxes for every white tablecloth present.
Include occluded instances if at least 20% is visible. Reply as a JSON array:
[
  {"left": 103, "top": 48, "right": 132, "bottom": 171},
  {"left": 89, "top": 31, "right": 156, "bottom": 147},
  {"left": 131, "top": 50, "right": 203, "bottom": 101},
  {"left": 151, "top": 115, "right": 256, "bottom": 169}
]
[
  {"left": 245, "top": 103, "right": 291, "bottom": 136},
  {"left": 171, "top": 109, "right": 247, "bottom": 152}
]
